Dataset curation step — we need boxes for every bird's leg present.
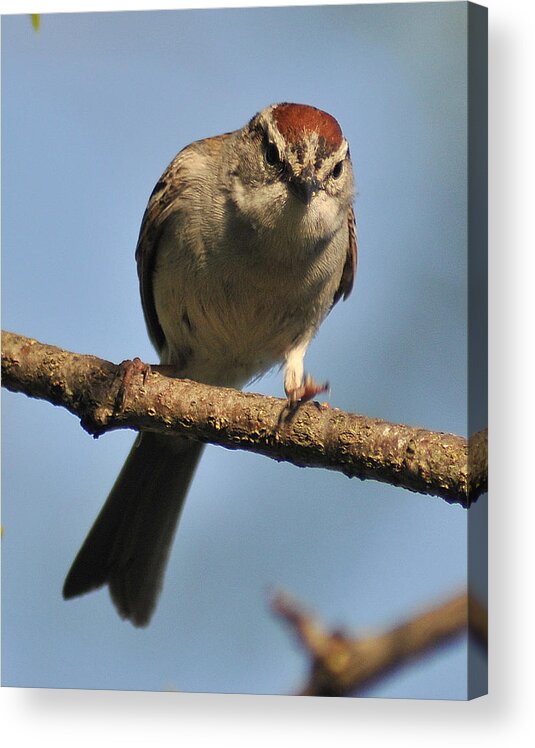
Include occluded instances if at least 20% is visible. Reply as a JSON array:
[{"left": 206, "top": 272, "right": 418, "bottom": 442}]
[{"left": 284, "top": 341, "right": 329, "bottom": 406}]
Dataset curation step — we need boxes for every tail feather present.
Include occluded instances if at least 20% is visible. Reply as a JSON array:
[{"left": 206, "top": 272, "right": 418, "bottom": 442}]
[{"left": 63, "top": 433, "right": 203, "bottom": 627}]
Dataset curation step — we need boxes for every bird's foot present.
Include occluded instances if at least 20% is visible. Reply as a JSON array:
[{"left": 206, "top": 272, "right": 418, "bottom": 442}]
[
  {"left": 114, "top": 357, "right": 151, "bottom": 413},
  {"left": 285, "top": 374, "right": 330, "bottom": 407}
]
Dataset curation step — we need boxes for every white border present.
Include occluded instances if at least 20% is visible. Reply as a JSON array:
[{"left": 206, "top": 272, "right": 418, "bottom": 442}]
[{"left": 2, "top": 0, "right": 534, "bottom": 745}]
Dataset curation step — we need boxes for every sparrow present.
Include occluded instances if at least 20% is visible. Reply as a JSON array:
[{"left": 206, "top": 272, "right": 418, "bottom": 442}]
[{"left": 63, "top": 102, "right": 357, "bottom": 626}]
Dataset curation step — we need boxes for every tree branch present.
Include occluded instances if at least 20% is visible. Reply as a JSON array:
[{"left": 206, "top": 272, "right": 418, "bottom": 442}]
[
  {"left": 1, "top": 331, "right": 487, "bottom": 506},
  {"left": 271, "top": 590, "right": 487, "bottom": 697}
]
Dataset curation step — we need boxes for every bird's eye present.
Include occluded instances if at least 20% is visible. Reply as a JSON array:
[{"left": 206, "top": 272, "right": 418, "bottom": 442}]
[
  {"left": 265, "top": 142, "right": 281, "bottom": 166},
  {"left": 332, "top": 161, "right": 344, "bottom": 179}
]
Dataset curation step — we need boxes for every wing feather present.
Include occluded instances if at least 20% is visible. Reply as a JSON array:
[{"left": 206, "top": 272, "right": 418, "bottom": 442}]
[
  {"left": 332, "top": 205, "right": 357, "bottom": 307},
  {"left": 135, "top": 135, "right": 229, "bottom": 354},
  {"left": 135, "top": 152, "right": 189, "bottom": 353}
]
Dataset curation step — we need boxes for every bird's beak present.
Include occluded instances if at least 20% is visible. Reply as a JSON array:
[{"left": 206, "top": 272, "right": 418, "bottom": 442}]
[{"left": 288, "top": 168, "right": 320, "bottom": 206}]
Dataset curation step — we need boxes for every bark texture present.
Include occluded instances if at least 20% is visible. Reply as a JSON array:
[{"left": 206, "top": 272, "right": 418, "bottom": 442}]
[{"left": 2, "top": 331, "right": 487, "bottom": 506}]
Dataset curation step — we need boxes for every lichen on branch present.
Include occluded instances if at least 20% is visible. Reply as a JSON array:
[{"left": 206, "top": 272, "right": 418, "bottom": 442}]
[{"left": 1, "top": 331, "right": 487, "bottom": 506}]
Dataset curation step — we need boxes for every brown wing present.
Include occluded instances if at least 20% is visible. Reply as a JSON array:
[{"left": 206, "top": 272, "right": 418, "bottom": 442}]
[
  {"left": 135, "top": 151, "right": 188, "bottom": 353},
  {"left": 332, "top": 205, "right": 357, "bottom": 307},
  {"left": 135, "top": 135, "right": 228, "bottom": 354}
]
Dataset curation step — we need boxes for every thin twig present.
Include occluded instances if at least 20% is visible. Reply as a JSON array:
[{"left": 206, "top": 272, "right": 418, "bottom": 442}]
[{"left": 271, "top": 590, "right": 487, "bottom": 696}]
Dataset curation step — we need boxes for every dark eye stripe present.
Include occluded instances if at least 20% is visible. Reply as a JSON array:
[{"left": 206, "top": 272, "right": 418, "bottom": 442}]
[
  {"left": 265, "top": 142, "right": 281, "bottom": 166},
  {"left": 332, "top": 160, "right": 344, "bottom": 179}
]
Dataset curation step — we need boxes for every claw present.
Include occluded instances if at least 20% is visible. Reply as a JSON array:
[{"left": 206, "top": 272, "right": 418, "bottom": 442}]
[
  {"left": 285, "top": 374, "right": 330, "bottom": 406},
  {"left": 114, "top": 357, "right": 151, "bottom": 413}
]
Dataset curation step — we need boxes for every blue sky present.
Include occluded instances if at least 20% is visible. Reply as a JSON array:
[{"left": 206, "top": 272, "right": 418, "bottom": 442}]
[{"left": 1, "top": 3, "right": 486, "bottom": 698}]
